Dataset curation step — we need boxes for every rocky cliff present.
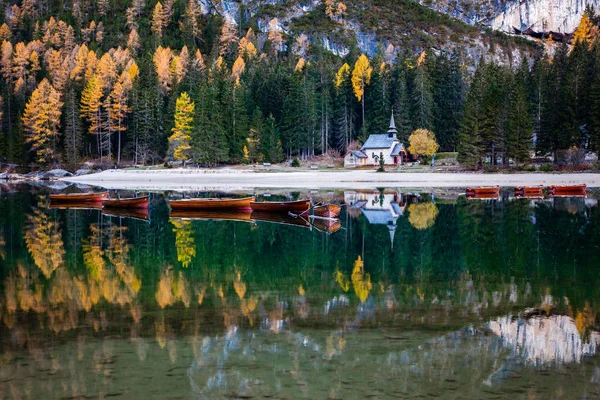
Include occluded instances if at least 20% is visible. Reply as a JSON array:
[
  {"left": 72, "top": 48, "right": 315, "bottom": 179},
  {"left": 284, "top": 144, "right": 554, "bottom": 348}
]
[{"left": 421, "top": 0, "right": 599, "bottom": 33}]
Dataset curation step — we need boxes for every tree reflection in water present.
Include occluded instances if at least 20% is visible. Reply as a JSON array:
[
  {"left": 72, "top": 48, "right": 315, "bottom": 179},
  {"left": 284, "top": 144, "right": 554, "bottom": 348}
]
[{"left": 0, "top": 187, "right": 599, "bottom": 398}]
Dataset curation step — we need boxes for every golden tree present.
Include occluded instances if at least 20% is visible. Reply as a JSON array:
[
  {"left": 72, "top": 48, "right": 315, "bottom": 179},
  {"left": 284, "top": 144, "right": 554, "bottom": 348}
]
[
  {"left": 25, "top": 207, "right": 65, "bottom": 278},
  {"left": 170, "top": 219, "right": 196, "bottom": 267},
  {"left": 231, "top": 56, "right": 245, "bottom": 80},
  {"left": 80, "top": 74, "right": 104, "bottom": 157},
  {"left": 351, "top": 256, "right": 372, "bottom": 303},
  {"left": 573, "top": 13, "right": 594, "bottom": 44},
  {"left": 334, "top": 63, "right": 350, "bottom": 88},
  {"left": 151, "top": 2, "right": 168, "bottom": 39},
  {"left": 22, "top": 79, "right": 63, "bottom": 165},
  {"left": 407, "top": 203, "right": 439, "bottom": 230},
  {"left": 408, "top": 128, "right": 439, "bottom": 158},
  {"left": 153, "top": 46, "right": 173, "bottom": 94},
  {"left": 351, "top": 54, "right": 372, "bottom": 124},
  {"left": 168, "top": 92, "right": 194, "bottom": 162},
  {"left": 267, "top": 19, "right": 284, "bottom": 56},
  {"left": 108, "top": 80, "right": 131, "bottom": 163}
]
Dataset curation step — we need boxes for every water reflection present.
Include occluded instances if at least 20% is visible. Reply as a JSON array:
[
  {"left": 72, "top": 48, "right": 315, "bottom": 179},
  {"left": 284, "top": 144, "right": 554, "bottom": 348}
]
[{"left": 0, "top": 186, "right": 600, "bottom": 398}]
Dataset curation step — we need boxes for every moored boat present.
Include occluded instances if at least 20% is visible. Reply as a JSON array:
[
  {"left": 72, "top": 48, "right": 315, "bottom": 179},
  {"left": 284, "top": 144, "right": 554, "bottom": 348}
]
[
  {"left": 251, "top": 211, "right": 311, "bottom": 228},
  {"left": 310, "top": 217, "right": 342, "bottom": 234},
  {"left": 170, "top": 196, "right": 254, "bottom": 210},
  {"left": 547, "top": 184, "right": 587, "bottom": 197},
  {"left": 102, "top": 196, "right": 149, "bottom": 209},
  {"left": 50, "top": 191, "right": 108, "bottom": 202},
  {"left": 250, "top": 199, "right": 311, "bottom": 213},
  {"left": 313, "top": 204, "right": 342, "bottom": 219},
  {"left": 514, "top": 186, "right": 543, "bottom": 198},
  {"left": 102, "top": 207, "right": 150, "bottom": 221},
  {"left": 169, "top": 209, "right": 253, "bottom": 223},
  {"left": 49, "top": 201, "right": 102, "bottom": 210},
  {"left": 466, "top": 187, "right": 500, "bottom": 197}
]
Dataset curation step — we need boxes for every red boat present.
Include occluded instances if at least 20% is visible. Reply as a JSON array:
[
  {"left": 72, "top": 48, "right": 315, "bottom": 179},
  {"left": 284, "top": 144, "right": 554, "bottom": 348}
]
[
  {"left": 103, "top": 207, "right": 150, "bottom": 221},
  {"left": 102, "top": 196, "right": 149, "bottom": 209},
  {"left": 50, "top": 191, "right": 108, "bottom": 203},
  {"left": 313, "top": 204, "right": 342, "bottom": 219},
  {"left": 310, "top": 217, "right": 342, "bottom": 234},
  {"left": 547, "top": 184, "right": 587, "bottom": 197},
  {"left": 251, "top": 211, "right": 311, "bottom": 228},
  {"left": 466, "top": 187, "right": 500, "bottom": 197},
  {"left": 49, "top": 202, "right": 102, "bottom": 210},
  {"left": 170, "top": 196, "right": 254, "bottom": 210},
  {"left": 169, "top": 209, "right": 253, "bottom": 223},
  {"left": 250, "top": 199, "right": 311, "bottom": 214},
  {"left": 514, "top": 186, "right": 543, "bottom": 198}
]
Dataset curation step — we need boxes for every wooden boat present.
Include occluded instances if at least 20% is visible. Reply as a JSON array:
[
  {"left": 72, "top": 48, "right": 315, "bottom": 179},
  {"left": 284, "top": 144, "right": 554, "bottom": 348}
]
[
  {"left": 49, "top": 201, "right": 102, "bottom": 210},
  {"left": 251, "top": 211, "right": 311, "bottom": 228},
  {"left": 313, "top": 204, "right": 342, "bottom": 219},
  {"left": 49, "top": 191, "right": 108, "bottom": 202},
  {"left": 170, "top": 196, "right": 254, "bottom": 210},
  {"left": 103, "top": 207, "right": 149, "bottom": 221},
  {"left": 466, "top": 187, "right": 500, "bottom": 197},
  {"left": 170, "top": 209, "right": 253, "bottom": 223},
  {"left": 547, "top": 184, "right": 587, "bottom": 197},
  {"left": 102, "top": 196, "right": 149, "bottom": 209},
  {"left": 467, "top": 193, "right": 500, "bottom": 200},
  {"left": 250, "top": 199, "right": 311, "bottom": 213},
  {"left": 310, "top": 217, "right": 342, "bottom": 234},
  {"left": 514, "top": 186, "right": 543, "bottom": 198}
]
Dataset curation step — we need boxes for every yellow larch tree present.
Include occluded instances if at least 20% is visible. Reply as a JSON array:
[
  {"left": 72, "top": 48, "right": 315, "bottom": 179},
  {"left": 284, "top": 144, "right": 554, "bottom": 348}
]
[
  {"left": 239, "top": 36, "right": 257, "bottom": 59},
  {"left": 80, "top": 74, "right": 104, "bottom": 156},
  {"left": 0, "top": 24, "right": 12, "bottom": 42},
  {"left": 219, "top": 20, "right": 238, "bottom": 55},
  {"left": 408, "top": 128, "right": 439, "bottom": 158},
  {"left": 107, "top": 80, "right": 131, "bottom": 164},
  {"left": 25, "top": 207, "right": 65, "bottom": 278},
  {"left": 573, "top": 13, "right": 594, "bottom": 45},
  {"left": 351, "top": 54, "right": 372, "bottom": 125},
  {"left": 168, "top": 92, "right": 194, "bottom": 162},
  {"left": 22, "top": 79, "right": 63, "bottom": 165},
  {"left": 151, "top": 2, "right": 168, "bottom": 39},
  {"left": 294, "top": 57, "right": 306, "bottom": 72},
  {"left": 351, "top": 256, "right": 372, "bottom": 302},
  {"left": 153, "top": 46, "right": 173, "bottom": 94},
  {"left": 127, "top": 28, "right": 140, "bottom": 54},
  {"left": 1, "top": 40, "right": 13, "bottom": 84},
  {"left": 334, "top": 62, "right": 350, "bottom": 88},
  {"left": 231, "top": 56, "right": 245, "bottom": 80},
  {"left": 170, "top": 219, "right": 196, "bottom": 267}
]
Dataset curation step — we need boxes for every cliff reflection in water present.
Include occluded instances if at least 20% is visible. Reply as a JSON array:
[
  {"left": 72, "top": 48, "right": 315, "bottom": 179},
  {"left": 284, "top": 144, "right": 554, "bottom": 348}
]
[{"left": 0, "top": 186, "right": 600, "bottom": 399}]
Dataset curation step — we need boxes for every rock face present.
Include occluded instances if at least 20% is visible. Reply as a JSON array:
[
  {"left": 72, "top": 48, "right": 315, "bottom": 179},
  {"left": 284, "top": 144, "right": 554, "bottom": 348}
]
[
  {"left": 491, "top": 0, "right": 599, "bottom": 33},
  {"left": 422, "top": 0, "right": 599, "bottom": 34}
]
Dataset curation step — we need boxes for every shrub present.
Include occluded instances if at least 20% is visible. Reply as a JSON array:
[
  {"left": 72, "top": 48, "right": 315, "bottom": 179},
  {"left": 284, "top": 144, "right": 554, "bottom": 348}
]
[
  {"left": 539, "top": 164, "right": 553, "bottom": 172},
  {"left": 523, "top": 164, "right": 537, "bottom": 172},
  {"left": 291, "top": 157, "right": 301, "bottom": 167}
]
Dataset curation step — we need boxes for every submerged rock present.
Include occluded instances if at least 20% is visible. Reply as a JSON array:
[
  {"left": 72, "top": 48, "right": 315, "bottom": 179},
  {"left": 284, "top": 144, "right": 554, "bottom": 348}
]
[{"left": 39, "top": 169, "right": 73, "bottom": 180}]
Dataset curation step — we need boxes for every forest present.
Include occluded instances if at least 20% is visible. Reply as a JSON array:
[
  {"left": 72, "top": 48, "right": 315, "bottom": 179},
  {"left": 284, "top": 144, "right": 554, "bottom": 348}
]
[{"left": 1, "top": 0, "right": 600, "bottom": 169}]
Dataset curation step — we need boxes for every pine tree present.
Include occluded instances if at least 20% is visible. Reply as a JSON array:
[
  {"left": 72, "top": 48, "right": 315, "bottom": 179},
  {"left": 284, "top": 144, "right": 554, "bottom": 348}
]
[
  {"left": 22, "top": 79, "right": 63, "bottom": 165},
  {"left": 64, "top": 85, "right": 83, "bottom": 167},
  {"left": 505, "top": 63, "right": 533, "bottom": 164},
  {"left": 457, "top": 62, "right": 487, "bottom": 167},
  {"left": 410, "top": 62, "right": 433, "bottom": 130},
  {"left": 390, "top": 60, "right": 411, "bottom": 142},
  {"left": 262, "top": 113, "right": 284, "bottom": 163}
]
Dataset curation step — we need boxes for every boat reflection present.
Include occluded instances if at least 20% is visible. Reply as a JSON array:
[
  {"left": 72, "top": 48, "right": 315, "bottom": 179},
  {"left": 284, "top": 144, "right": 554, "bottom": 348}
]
[{"left": 103, "top": 206, "right": 150, "bottom": 221}]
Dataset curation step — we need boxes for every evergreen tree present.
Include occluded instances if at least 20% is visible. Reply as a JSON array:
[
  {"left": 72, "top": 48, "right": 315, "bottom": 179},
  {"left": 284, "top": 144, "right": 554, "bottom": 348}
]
[
  {"left": 410, "top": 62, "right": 433, "bottom": 130},
  {"left": 506, "top": 63, "right": 533, "bottom": 164},
  {"left": 262, "top": 113, "right": 284, "bottom": 163},
  {"left": 457, "top": 62, "right": 486, "bottom": 167},
  {"left": 63, "top": 85, "right": 83, "bottom": 167},
  {"left": 390, "top": 60, "right": 411, "bottom": 142}
]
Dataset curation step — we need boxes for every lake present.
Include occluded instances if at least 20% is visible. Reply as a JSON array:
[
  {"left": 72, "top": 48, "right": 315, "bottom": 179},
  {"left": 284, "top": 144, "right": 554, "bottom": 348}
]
[{"left": 1, "top": 184, "right": 600, "bottom": 399}]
